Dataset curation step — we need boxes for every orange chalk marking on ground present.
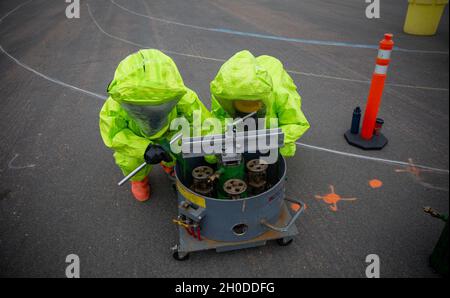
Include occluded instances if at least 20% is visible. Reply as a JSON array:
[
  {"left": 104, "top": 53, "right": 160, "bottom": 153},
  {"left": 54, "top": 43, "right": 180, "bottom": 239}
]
[
  {"left": 394, "top": 158, "right": 447, "bottom": 191},
  {"left": 290, "top": 202, "right": 306, "bottom": 212},
  {"left": 369, "top": 179, "right": 383, "bottom": 189},
  {"left": 315, "top": 185, "right": 357, "bottom": 212},
  {"left": 395, "top": 158, "right": 433, "bottom": 178}
]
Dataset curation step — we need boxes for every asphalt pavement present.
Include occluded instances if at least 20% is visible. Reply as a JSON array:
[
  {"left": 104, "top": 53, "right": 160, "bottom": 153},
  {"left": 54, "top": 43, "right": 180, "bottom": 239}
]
[{"left": 0, "top": 0, "right": 448, "bottom": 277}]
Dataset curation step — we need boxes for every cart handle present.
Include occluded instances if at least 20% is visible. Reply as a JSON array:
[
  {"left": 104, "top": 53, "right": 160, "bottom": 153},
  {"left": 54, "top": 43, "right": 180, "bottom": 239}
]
[{"left": 260, "top": 197, "right": 305, "bottom": 233}]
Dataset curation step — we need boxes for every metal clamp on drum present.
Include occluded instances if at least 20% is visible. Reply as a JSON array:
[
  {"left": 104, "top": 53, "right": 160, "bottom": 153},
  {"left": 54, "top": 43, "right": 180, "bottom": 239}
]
[
  {"left": 261, "top": 198, "right": 305, "bottom": 233},
  {"left": 178, "top": 200, "right": 206, "bottom": 223}
]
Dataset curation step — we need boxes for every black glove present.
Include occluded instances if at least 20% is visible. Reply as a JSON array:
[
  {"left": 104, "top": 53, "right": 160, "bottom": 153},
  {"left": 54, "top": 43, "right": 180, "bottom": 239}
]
[{"left": 144, "top": 144, "right": 172, "bottom": 165}]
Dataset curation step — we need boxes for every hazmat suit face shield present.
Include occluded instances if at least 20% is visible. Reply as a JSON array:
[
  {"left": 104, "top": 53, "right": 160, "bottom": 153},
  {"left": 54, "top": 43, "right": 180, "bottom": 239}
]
[
  {"left": 210, "top": 50, "right": 273, "bottom": 120},
  {"left": 232, "top": 99, "right": 267, "bottom": 132},
  {"left": 121, "top": 100, "right": 179, "bottom": 137},
  {"left": 214, "top": 97, "right": 267, "bottom": 118},
  {"left": 232, "top": 100, "right": 266, "bottom": 118},
  {"left": 107, "top": 49, "right": 188, "bottom": 137}
]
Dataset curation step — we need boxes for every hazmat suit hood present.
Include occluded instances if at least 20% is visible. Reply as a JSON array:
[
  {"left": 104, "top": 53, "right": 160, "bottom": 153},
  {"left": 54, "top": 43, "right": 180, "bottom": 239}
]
[
  {"left": 210, "top": 50, "right": 273, "bottom": 117},
  {"left": 107, "top": 49, "right": 187, "bottom": 136},
  {"left": 209, "top": 51, "right": 310, "bottom": 158}
]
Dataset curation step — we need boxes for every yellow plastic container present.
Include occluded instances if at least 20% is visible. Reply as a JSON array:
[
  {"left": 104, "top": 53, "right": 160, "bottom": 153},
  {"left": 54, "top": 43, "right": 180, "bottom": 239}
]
[{"left": 404, "top": 0, "right": 449, "bottom": 35}]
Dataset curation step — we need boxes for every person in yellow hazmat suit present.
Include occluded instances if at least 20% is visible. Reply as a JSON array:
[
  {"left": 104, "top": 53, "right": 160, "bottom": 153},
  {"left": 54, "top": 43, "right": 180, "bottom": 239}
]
[
  {"left": 208, "top": 50, "right": 310, "bottom": 160},
  {"left": 99, "top": 49, "right": 211, "bottom": 202}
]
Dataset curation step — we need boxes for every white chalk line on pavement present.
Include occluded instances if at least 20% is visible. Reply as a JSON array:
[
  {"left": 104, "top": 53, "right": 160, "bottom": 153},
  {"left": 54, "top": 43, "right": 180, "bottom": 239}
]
[
  {"left": 7, "top": 153, "right": 36, "bottom": 170},
  {"left": 89, "top": 3, "right": 449, "bottom": 92},
  {"left": 296, "top": 142, "right": 449, "bottom": 174},
  {"left": 109, "top": 0, "right": 449, "bottom": 55},
  {"left": 0, "top": 45, "right": 107, "bottom": 100},
  {"left": 86, "top": 4, "right": 225, "bottom": 63},
  {"left": 286, "top": 70, "right": 449, "bottom": 92},
  {"left": 1, "top": 0, "right": 448, "bottom": 175},
  {"left": 0, "top": 0, "right": 32, "bottom": 23}
]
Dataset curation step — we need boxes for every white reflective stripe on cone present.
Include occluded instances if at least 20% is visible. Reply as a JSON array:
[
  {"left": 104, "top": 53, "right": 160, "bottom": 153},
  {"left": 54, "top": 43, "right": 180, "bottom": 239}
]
[
  {"left": 377, "top": 49, "right": 392, "bottom": 60},
  {"left": 374, "top": 65, "right": 388, "bottom": 75}
]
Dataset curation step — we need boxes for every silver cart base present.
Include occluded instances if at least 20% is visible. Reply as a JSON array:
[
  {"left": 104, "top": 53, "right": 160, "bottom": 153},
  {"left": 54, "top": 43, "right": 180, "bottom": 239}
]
[{"left": 172, "top": 202, "right": 299, "bottom": 260}]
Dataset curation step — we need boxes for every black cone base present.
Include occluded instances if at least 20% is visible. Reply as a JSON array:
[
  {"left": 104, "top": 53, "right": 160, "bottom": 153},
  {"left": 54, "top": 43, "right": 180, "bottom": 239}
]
[{"left": 344, "top": 130, "right": 388, "bottom": 150}]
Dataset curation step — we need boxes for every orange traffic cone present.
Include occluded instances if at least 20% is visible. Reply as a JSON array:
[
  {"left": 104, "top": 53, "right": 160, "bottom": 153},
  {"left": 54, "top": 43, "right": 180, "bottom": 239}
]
[{"left": 345, "top": 33, "right": 394, "bottom": 150}]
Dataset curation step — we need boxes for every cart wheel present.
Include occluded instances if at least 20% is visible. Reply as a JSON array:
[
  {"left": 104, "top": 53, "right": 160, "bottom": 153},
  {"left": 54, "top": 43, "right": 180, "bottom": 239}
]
[
  {"left": 173, "top": 251, "right": 190, "bottom": 261},
  {"left": 276, "top": 238, "right": 293, "bottom": 246}
]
